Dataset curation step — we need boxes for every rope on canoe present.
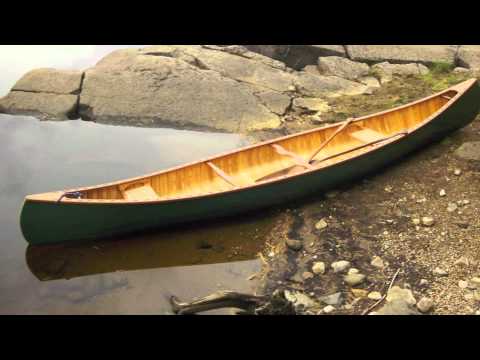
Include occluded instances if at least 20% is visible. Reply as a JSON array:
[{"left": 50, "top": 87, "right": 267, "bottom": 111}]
[{"left": 57, "top": 191, "right": 83, "bottom": 203}]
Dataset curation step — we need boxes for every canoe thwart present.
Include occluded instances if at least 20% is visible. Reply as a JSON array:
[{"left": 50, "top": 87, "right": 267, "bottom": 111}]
[
  {"left": 313, "top": 131, "right": 409, "bottom": 165},
  {"left": 207, "top": 162, "right": 239, "bottom": 188},
  {"left": 257, "top": 131, "right": 409, "bottom": 184},
  {"left": 308, "top": 118, "right": 354, "bottom": 162},
  {"left": 271, "top": 144, "right": 314, "bottom": 170}
]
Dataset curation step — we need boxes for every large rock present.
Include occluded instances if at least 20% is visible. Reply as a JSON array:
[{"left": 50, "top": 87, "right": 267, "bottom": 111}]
[
  {"left": 79, "top": 51, "right": 281, "bottom": 132},
  {"left": 245, "top": 45, "right": 347, "bottom": 70},
  {"left": 241, "top": 45, "right": 292, "bottom": 63},
  {"left": 293, "top": 97, "right": 331, "bottom": 113},
  {"left": 254, "top": 90, "right": 292, "bottom": 116},
  {"left": 318, "top": 56, "right": 370, "bottom": 81},
  {"left": 0, "top": 68, "right": 83, "bottom": 119},
  {"left": 0, "top": 91, "right": 78, "bottom": 120},
  {"left": 371, "top": 62, "right": 430, "bottom": 84},
  {"left": 1, "top": 45, "right": 386, "bottom": 131},
  {"left": 457, "top": 45, "right": 480, "bottom": 70},
  {"left": 12, "top": 68, "right": 84, "bottom": 94},
  {"left": 295, "top": 72, "right": 369, "bottom": 98},
  {"left": 183, "top": 47, "right": 296, "bottom": 92},
  {"left": 347, "top": 45, "right": 457, "bottom": 66}
]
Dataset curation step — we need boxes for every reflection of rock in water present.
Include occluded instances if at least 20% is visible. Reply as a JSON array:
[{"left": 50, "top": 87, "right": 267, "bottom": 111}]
[{"left": 37, "top": 274, "right": 129, "bottom": 304}]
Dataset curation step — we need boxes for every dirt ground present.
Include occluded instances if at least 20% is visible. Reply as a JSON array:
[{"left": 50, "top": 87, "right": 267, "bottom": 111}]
[{"left": 253, "top": 73, "right": 480, "bottom": 315}]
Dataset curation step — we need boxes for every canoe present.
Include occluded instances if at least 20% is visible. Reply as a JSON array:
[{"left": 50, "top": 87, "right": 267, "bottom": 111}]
[{"left": 21, "top": 78, "right": 480, "bottom": 245}]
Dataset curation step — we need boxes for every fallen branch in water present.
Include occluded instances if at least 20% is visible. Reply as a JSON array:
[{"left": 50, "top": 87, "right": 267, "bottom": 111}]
[
  {"left": 170, "top": 290, "right": 296, "bottom": 315},
  {"left": 170, "top": 291, "right": 267, "bottom": 315},
  {"left": 362, "top": 268, "right": 401, "bottom": 315}
]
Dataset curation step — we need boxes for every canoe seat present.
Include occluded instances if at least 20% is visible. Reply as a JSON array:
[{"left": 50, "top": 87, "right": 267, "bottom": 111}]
[
  {"left": 119, "top": 180, "right": 159, "bottom": 201},
  {"left": 350, "top": 128, "right": 385, "bottom": 143}
]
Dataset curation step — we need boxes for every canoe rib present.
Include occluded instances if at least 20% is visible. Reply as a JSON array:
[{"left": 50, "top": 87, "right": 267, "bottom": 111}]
[{"left": 25, "top": 79, "right": 479, "bottom": 206}]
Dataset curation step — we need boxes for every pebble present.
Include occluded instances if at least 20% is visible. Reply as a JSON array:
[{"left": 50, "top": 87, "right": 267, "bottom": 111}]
[
  {"left": 439, "top": 189, "right": 446, "bottom": 197},
  {"left": 351, "top": 288, "right": 369, "bottom": 298},
  {"left": 421, "top": 217, "right": 435, "bottom": 227},
  {"left": 447, "top": 203, "right": 458, "bottom": 213},
  {"left": 371, "top": 256, "right": 385, "bottom": 269},
  {"left": 456, "top": 221, "right": 469, "bottom": 229},
  {"left": 368, "top": 291, "right": 383, "bottom": 301},
  {"left": 386, "top": 286, "right": 417, "bottom": 305},
  {"left": 419, "top": 279, "right": 429, "bottom": 287},
  {"left": 348, "top": 268, "right": 360, "bottom": 275},
  {"left": 319, "top": 292, "right": 343, "bottom": 306},
  {"left": 459, "top": 280, "right": 469, "bottom": 289},
  {"left": 454, "top": 169, "right": 462, "bottom": 176},
  {"left": 375, "top": 299, "right": 420, "bottom": 315},
  {"left": 325, "top": 191, "right": 339, "bottom": 199},
  {"left": 312, "top": 262, "right": 326, "bottom": 275},
  {"left": 417, "top": 297, "right": 434, "bottom": 313},
  {"left": 454, "top": 256, "right": 470, "bottom": 267},
  {"left": 323, "top": 305, "right": 335, "bottom": 314},
  {"left": 413, "top": 218, "right": 421, "bottom": 226},
  {"left": 344, "top": 273, "right": 366, "bottom": 286},
  {"left": 284, "top": 290, "right": 317, "bottom": 309},
  {"left": 433, "top": 267, "right": 449, "bottom": 277},
  {"left": 302, "top": 272, "right": 314, "bottom": 280},
  {"left": 286, "top": 239, "right": 303, "bottom": 251},
  {"left": 315, "top": 219, "right": 328, "bottom": 230},
  {"left": 331, "top": 260, "right": 351, "bottom": 273}
]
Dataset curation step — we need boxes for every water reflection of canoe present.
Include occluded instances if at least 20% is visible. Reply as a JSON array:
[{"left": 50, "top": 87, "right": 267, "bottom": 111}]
[
  {"left": 25, "top": 213, "right": 269, "bottom": 281},
  {"left": 21, "top": 79, "right": 480, "bottom": 245}
]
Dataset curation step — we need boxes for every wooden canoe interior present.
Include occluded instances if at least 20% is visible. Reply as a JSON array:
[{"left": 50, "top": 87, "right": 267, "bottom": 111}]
[{"left": 82, "top": 90, "right": 457, "bottom": 202}]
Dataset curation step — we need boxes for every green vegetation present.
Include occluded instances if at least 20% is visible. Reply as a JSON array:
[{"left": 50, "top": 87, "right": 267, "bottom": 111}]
[
  {"left": 429, "top": 61, "right": 455, "bottom": 75},
  {"left": 421, "top": 62, "right": 469, "bottom": 92}
]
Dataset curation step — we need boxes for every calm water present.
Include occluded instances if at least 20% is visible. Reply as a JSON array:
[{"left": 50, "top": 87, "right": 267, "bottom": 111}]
[
  {"left": 0, "top": 115, "right": 280, "bottom": 314},
  {"left": 0, "top": 45, "right": 282, "bottom": 314}
]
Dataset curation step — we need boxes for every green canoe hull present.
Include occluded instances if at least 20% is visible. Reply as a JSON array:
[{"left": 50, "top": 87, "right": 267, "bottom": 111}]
[{"left": 20, "top": 81, "right": 480, "bottom": 245}]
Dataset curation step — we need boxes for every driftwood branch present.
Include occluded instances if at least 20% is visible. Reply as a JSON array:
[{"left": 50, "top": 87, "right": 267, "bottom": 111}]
[
  {"left": 170, "top": 291, "right": 268, "bottom": 315},
  {"left": 170, "top": 290, "right": 296, "bottom": 315}
]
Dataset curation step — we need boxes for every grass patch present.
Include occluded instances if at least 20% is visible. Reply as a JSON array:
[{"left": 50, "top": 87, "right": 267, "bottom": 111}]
[
  {"left": 420, "top": 61, "right": 473, "bottom": 91},
  {"left": 429, "top": 61, "right": 455, "bottom": 75},
  {"left": 421, "top": 71, "right": 470, "bottom": 92}
]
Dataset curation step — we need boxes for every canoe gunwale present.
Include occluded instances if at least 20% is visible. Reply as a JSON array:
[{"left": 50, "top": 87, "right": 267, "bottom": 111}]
[{"left": 24, "top": 79, "right": 477, "bottom": 206}]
